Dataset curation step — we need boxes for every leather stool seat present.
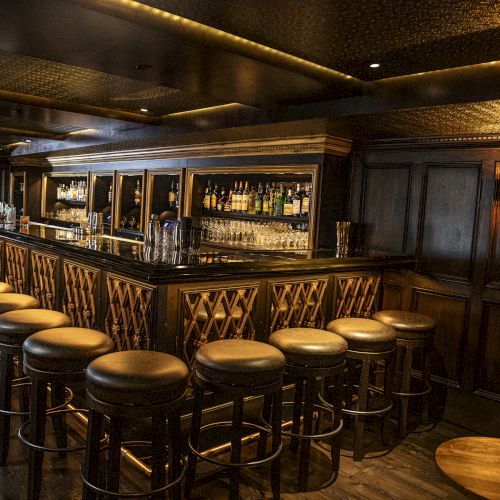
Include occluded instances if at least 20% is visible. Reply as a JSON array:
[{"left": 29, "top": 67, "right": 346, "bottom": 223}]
[
  {"left": 0, "top": 293, "right": 40, "bottom": 314},
  {"left": 86, "top": 350, "right": 189, "bottom": 406},
  {"left": 0, "top": 310, "right": 71, "bottom": 344},
  {"left": 195, "top": 339, "right": 285, "bottom": 387},
  {"left": 372, "top": 310, "right": 436, "bottom": 340},
  {"left": 23, "top": 327, "right": 115, "bottom": 373},
  {"left": 196, "top": 304, "right": 243, "bottom": 321},
  {"left": 326, "top": 318, "right": 397, "bottom": 352},
  {"left": 0, "top": 282, "right": 14, "bottom": 293},
  {"left": 269, "top": 327, "right": 348, "bottom": 367}
]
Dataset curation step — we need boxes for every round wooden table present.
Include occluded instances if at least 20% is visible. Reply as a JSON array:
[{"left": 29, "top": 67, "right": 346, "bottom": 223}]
[{"left": 435, "top": 436, "right": 500, "bottom": 499}]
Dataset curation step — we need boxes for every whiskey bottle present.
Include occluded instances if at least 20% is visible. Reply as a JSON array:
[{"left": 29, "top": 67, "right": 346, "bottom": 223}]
[
  {"left": 292, "top": 183, "right": 302, "bottom": 216},
  {"left": 217, "top": 186, "right": 227, "bottom": 211},
  {"left": 274, "top": 183, "right": 285, "bottom": 216},
  {"left": 168, "top": 180, "right": 176, "bottom": 208},
  {"left": 203, "top": 181, "right": 211, "bottom": 210},
  {"left": 211, "top": 184, "right": 218, "bottom": 210},
  {"left": 134, "top": 179, "right": 142, "bottom": 206},
  {"left": 247, "top": 185, "right": 256, "bottom": 214},
  {"left": 283, "top": 188, "right": 294, "bottom": 216},
  {"left": 302, "top": 182, "right": 311, "bottom": 216},
  {"left": 108, "top": 184, "right": 113, "bottom": 204},
  {"left": 224, "top": 185, "right": 233, "bottom": 212},
  {"left": 241, "top": 181, "right": 249, "bottom": 212},
  {"left": 262, "top": 183, "right": 270, "bottom": 215},
  {"left": 255, "top": 182, "right": 263, "bottom": 214},
  {"left": 174, "top": 182, "right": 179, "bottom": 209},
  {"left": 233, "top": 181, "right": 242, "bottom": 212}
]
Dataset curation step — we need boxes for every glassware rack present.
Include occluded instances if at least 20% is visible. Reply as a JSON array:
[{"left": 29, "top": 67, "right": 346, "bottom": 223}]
[{"left": 185, "top": 165, "right": 318, "bottom": 250}]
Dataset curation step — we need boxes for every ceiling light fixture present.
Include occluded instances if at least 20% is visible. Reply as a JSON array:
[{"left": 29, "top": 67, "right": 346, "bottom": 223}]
[
  {"left": 370, "top": 63, "right": 381, "bottom": 68},
  {"left": 25, "top": 139, "right": 32, "bottom": 143},
  {"left": 140, "top": 108, "right": 149, "bottom": 112}
]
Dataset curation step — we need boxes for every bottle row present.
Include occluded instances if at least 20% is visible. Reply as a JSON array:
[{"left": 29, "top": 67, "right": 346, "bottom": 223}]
[
  {"left": 203, "top": 181, "right": 312, "bottom": 217},
  {"left": 57, "top": 181, "right": 88, "bottom": 202}
]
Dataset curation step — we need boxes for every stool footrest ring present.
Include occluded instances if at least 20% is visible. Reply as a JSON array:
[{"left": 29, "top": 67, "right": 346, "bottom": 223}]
[
  {"left": 393, "top": 387, "right": 432, "bottom": 398},
  {"left": 81, "top": 457, "right": 186, "bottom": 498},
  {"left": 0, "top": 381, "right": 32, "bottom": 417},
  {"left": 189, "top": 421, "right": 282, "bottom": 468},
  {"left": 342, "top": 402, "right": 393, "bottom": 417},
  {"left": 18, "top": 408, "right": 105, "bottom": 454}
]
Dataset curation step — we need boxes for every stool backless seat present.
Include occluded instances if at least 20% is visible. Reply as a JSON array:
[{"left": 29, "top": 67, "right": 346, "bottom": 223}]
[
  {"left": 373, "top": 310, "right": 436, "bottom": 437},
  {"left": 0, "top": 293, "right": 40, "bottom": 314},
  {"left": 0, "top": 282, "right": 15, "bottom": 293}
]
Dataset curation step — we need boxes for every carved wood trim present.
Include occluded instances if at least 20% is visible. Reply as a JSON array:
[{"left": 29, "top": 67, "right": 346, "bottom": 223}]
[
  {"left": 181, "top": 285, "right": 258, "bottom": 376},
  {"left": 63, "top": 261, "right": 99, "bottom": 328},
  {"left": 269, "top": 277, "right": 329, "bottom": 332},
  {"left": 105, "top": 276, "right": 153, "bottom": 351},
  {"left": 31, "top": 251, "right": 58, "bottom": 310},
  {"left": 5, "top": 243, "right": 28, "bottom": 293},
  {"left": 334, "top": 273, "right": 381, "bottom": 318}
]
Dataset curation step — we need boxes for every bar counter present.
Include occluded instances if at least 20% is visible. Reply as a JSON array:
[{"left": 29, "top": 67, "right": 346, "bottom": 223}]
[{"left": 0, "top": 223, "right": 413, "bottom": 365}]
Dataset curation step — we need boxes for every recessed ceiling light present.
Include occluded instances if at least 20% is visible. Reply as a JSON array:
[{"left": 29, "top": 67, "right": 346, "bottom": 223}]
[
  {"left": 140, "top": 108, "right": 149, "bottom": 112},
  {"left": 25, "top": 139, "right": 32, "bottom": 143},
  {"left": 369, "top": 63, "right": 380, "bottom": 68}
]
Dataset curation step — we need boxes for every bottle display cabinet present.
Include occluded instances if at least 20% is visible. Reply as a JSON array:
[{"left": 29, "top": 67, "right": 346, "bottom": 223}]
[
  {"left": 185, "top": 165, "right": 318, "bottom": 250},
  {"left": 145, "top": 170, "right": 182, "bottom": 225},
  {"left": 89, "top": 172, "right": 115, "bottom": 233},
  {"left": 114, "top": 170, "right": 146, "bottom": 240},
  {"left": 42, "top": 172, "right": 89, "bottom": 225},
  {"left": 9, "top": 172, "right": 26, "bottom": 217}
]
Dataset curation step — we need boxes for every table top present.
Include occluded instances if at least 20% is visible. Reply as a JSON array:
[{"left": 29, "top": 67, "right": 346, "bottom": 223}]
[{"left": 435, "top": 436, "right": 500, "bottom": 499}]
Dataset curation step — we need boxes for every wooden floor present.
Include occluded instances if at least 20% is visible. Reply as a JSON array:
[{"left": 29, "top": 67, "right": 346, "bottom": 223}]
[{"left": 0, "top": 412, "right": 480, "bottom": 499}]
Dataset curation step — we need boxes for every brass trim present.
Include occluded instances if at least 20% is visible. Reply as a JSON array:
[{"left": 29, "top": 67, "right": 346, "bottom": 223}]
[
  {"left": 9, "top": 171, "right": 27, "bottom": 213},
  {"left": 44, "top": 135, "right": 352, "bottom": 167},
  {"left": 144, "top": 169, "right": 183, "bottom": 225}
]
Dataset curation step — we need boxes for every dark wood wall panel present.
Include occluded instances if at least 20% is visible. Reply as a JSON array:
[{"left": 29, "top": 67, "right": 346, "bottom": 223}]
[
  {"left": 419, "top": 164, "right": 480, "bottom": 281},
  {"left": 476, "top": 302, "right": 500, "bottom": 396},
  {"left": 486, "top": 162, "right": 500, "bottom": 286},
  {"left": 381, "top": 284, "right": 403, "bottom": 310},
  {"left": 361, "top": 165, "right": 410, "bottom": 252},
  {"left": 413, "top": 289, "right": 469, "bottom": 386}
]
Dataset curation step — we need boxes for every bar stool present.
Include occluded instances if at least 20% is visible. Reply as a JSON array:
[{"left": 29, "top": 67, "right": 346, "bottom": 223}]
[
  {"left": 326, "top": 318, "right": 397, "bottom": 461},
  {"left": 264, "top": 327, "right": 348, "bottom": 491},
  {"left": 82, "top": 350, "right": 189, "bottom": 500},
  {"left": 186, "top": 339, "right": 285, "bottom": 500},
  {"left": 373, "top": 310, "right": 436, "bottom": 437},
  {"left": 0, "top": 282, "right": 15, "bottom": 293},
  {"left": 20, "top": 327, "right": 115, "bottom": 500},
  {"left": 0, "top": 293, "right": 40, "bottom": 313}
]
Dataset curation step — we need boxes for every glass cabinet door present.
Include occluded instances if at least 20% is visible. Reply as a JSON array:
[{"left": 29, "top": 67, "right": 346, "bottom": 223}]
[
  {"left": 9, "top": 172, "right": 26, "bottom": 218},
  {"left": 115, "top": 171, "right": 146, "bottom": 240},
  {"left": 90, "top": 172, "right": 115, "bottom": 234},
  {"left": 145, "top": 170, "right": 182, "bottom": 225}
]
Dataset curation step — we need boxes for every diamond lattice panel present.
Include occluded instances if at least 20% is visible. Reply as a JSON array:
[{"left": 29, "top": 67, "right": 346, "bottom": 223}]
[
  {"left": 335, "top": 275, "right": 381, "bottom": 318},
  {"left": 5, "top": 243, "right": 27, "bottom": 294},
  {"left": 0, "top": 51, "right": 223, "bottom": 116},
  {"left": 31, "top": 251, "right": 58, "bottom": 310}
]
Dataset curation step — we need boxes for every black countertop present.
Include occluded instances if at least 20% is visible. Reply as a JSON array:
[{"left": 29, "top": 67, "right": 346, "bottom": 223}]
[{"left": 0, "top": 223, "right": 414, "bottom": 283}]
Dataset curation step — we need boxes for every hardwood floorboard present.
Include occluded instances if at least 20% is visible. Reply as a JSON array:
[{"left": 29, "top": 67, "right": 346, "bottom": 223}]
[{"left": 0, "top": 413, "right": 484, "bottom": 499}]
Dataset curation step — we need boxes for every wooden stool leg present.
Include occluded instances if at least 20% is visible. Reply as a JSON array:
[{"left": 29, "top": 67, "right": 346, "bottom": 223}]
[
  {"left": 271, "top": 388, "right": 282, "bottom": 500},
  {"left": 298, "top": 376, "right": 316, "bottom": 491},
  {"left": 50, "top": 382, "right": 67, "bottom": 454},
  {"left": 0, "top": 352, "right": 14, "bottom": 465},
  {"left": 106, "top": 416, "right": 123, "bottom": 498},
  {"left": 398, "top": 347, "right": 412, "bottom": 438},
  {"left": 82, "top": 409, "right": 103, "bottom": 500},
  {"left": 421, "top": 344, "right": 432, "bottom": 426},
  {"left": 353, "top": 358, "right": 370, "bottom": 462},
  {"left": 257, "top": 393, "right": 272, "bottom": 459},
  {"left": 151, "top": 413, "right": 167, "bottom": 500},
  {"left": 185, "top": 383, "right": 204, "bottom": 498},
  {"left": 28, "top": 378, "right": 48, "bottom": 500},
  {"left": 168, "top": 410, "right": 182, "bottom": 500},
  {"left": 229, "top": 396, "right": 244, "bottom": 500},
  {"left": 290, "top": 377, "right": 304, "bottom": 453},
  {"left": 331, "top": 372, "right": 344, "bottom": 472}
]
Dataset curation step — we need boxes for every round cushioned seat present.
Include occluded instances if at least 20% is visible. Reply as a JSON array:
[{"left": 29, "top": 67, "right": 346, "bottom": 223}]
[
  {"left": 0, "top": 309, "right": 71, "bottom": 345},
  {"left": 23, "top": 327, "right": 115, "bottom": 373},
  {"left": 0, "top": 282, "right": 14, "bottom": 293},
  {"left": 326, "top": 318, "right": 397, "bottom": 352},
  {"left": 86, "top": 350, "right": 189, "bottom": 406},
  {"left": 268, "top": 328, "right": 348, "bottom": 367},
  {"left": 0, "top": 293, "right": 40, "bottom": 314},
  {"left": 195, "top": 339, "right": 285, "bottom": 387},
  {"left": 372, "top": 310, "right": 436, "bottom": 340},
  {"left": 196, "top": 304, "right": 243, "bottom": 322}
]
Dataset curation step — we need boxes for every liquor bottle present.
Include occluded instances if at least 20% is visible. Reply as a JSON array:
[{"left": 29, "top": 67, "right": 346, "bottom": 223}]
[
  {"left": 211, "top": 184, "right": 218, "bottom": 210},
  {"left": 108, "top": 184, "right": 113, "bottom": 204},
  {"left": 301, "top": 182, "right": 311, "bottom": 216},
  {"left": 233, "top": 181, "right": 242, "bottom": 212},
  {"left": 203, "top": 181, "right": 211, "bottom": 210},
  {"left": 83, "top": 181, "right": 87, "bottom": 201},
  {"left": 255, "top": 182, "right": 263, "bottom": 215},
  {"left": 241, "top": 181, "right": 249, "bottom": 212},
  {"left": 134, "top": 179, "right": 142, "bottom": 206},
  {"left": 292, "top": 183, "right": 302, "bottom": 216},
  {"left": 168, "top": 180, "right": 176, "bottom": 208},
  {"left": 174, "top": 182, "right": 180, "bottom": 209},
  {"left": 262, "top": 183, "right": 270, "bottom": 215},
  {"left": 56, "top": 183, "right": 61, "bottom": 200},
  {"left": 217, "top": 186, "right": 227, "bottom": 211},
  {"left": 274, "top": 183, "right": 285, "bottom": 216},
  {"left": 225, "top": 185, "right": 233, "bottom": 212},
  {"left": 247, "top": 185, "right": 256, "bottom": 214},
  {"left": 283, "top": 188, "right": 294, "bottom": 216}
]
